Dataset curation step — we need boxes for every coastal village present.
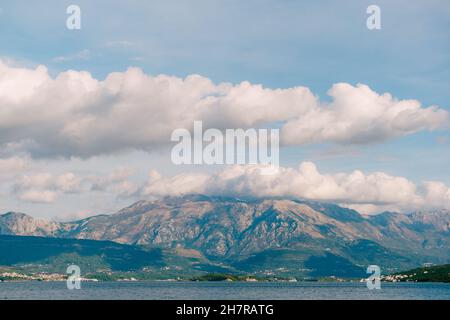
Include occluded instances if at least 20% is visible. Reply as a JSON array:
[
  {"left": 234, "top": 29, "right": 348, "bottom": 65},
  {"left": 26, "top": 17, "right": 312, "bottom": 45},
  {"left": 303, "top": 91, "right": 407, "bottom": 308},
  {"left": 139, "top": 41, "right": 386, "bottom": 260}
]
[{"left": 0, "top": 271, "right": 97, "bottom": 282}]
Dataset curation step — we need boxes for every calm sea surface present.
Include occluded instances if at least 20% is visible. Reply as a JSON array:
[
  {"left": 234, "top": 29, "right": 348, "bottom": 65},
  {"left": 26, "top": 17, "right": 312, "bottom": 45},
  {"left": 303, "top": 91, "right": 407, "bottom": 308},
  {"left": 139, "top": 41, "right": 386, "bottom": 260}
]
[{"left": 0, "top": 281, "right": 448, "bottom": 300}]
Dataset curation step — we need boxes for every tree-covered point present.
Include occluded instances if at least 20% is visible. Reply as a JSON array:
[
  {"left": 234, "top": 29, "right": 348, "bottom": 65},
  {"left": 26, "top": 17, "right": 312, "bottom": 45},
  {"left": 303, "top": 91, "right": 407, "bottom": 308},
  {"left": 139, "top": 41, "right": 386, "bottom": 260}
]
[{"left": 392, "top": 264, "right": 450, "bottom": 283}]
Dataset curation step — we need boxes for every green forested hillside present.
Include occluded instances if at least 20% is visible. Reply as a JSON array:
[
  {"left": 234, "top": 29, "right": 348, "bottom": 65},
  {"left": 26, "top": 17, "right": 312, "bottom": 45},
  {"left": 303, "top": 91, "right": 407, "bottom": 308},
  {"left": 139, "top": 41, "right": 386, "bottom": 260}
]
[
  {"left": 391, "top": 264, "right": 450, "bottom": 282},
  {"left": 0, "top": 235, "right": 164, "bottom": 273}
]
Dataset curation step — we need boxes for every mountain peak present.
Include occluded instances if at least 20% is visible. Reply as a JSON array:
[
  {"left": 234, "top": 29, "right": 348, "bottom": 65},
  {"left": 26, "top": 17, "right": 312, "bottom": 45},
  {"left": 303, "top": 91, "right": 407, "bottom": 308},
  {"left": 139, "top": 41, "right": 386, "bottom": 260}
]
[
  {"left": 0, "top": 211, "right": 63, "bottom": 237},
  {"left": 1, "top": 211, "right": 30, "bottom": 219}
]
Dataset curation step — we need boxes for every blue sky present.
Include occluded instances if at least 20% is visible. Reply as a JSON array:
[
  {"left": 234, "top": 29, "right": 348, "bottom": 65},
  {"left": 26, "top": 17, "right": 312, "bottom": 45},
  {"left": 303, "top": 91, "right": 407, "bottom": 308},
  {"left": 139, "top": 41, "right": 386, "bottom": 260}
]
[
  {"left": 0, "top": 0, "right": 449, "bottom": 218},
  {"left": 1, "top": 0, "right": 449, "bottom": 103}
]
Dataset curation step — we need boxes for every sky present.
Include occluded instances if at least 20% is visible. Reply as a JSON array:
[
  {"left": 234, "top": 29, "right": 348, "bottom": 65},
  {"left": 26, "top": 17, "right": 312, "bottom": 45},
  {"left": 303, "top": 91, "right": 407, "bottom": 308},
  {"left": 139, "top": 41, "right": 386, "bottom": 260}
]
[{"left": 0, "top": 0, "right": 449, "bottom": 219}]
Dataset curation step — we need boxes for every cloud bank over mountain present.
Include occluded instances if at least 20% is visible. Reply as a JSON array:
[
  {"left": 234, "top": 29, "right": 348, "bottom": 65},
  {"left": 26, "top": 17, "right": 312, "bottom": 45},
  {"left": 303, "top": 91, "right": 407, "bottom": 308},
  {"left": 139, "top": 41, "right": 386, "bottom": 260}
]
[
  {"left": 0, "top": 60, "right": 448, "bottom": 158},
  {"left": 2, "top": 154, "right": 450, "bottom": 214},
  {"left": 142, "top": 162, "right": 450, "bottom": 214}
]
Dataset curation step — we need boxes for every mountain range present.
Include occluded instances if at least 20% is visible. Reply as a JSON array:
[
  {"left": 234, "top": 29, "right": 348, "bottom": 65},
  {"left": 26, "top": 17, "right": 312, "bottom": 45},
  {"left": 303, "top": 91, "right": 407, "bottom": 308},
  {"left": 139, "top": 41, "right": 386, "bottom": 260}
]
[{"left": 1, "top": 195, "right": 449, "bottom": 278}]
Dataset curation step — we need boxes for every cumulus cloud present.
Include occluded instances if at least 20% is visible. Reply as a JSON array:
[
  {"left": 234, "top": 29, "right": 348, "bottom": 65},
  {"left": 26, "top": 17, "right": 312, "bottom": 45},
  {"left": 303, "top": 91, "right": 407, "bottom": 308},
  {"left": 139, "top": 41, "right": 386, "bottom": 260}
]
[
  {"left": 141, "top": 162, "right": 450, "bottom": 214},
  {"left": 10, "top": 166, "right": 140, "bottom": 203},
  {"left": 7, "top": 159, "right": 450, "bottom": 212},
  {"left": 143, "top": 170, "right": 210, "bottom": 197},
  {"left": 15, "top": 172, "right": 83, "bottom": 193},
  {"left": 0, "top": 60, "right": 447, "bottom": 158},
  {"left": 421, "top": 181, "right": 450, "bottom": 209},
  {"left": 18, "top": 190, "right": 58, "bottom": 204},
  {"left": 89, "top": 167, "right": 139, "bottom": 197},
  {"left": 0, "top": 157, "right": 28, "bottom": 180},
  {"left": 281, "top": 83, "right": 449, "bottom": 145},
  {"left": 13, "top": 172, "right": 84, "bottom": 203}
]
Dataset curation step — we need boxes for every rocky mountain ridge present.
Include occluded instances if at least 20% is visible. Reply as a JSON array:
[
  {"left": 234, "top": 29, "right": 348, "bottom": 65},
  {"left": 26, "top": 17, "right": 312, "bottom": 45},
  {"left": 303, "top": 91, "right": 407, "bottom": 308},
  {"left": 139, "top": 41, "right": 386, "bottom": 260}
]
[{"left": 1, "top": 195, "right": 448, "bottom": 272}]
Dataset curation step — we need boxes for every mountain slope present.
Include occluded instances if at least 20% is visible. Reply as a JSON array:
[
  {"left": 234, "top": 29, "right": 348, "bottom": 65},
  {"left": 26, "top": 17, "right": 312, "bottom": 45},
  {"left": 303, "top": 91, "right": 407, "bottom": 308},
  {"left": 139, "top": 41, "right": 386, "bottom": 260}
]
[
  {"left": 0, "top": 212, "right": 70, "bottom": 236},
  {"left": 0, "top": 234, "right": 163, "bottom": 273},
  {"left": 390, "top": 264, "right": 450, "bottom": 282},
  {"left": 0, "top": 234, "right": 237, "bottom": 278}
]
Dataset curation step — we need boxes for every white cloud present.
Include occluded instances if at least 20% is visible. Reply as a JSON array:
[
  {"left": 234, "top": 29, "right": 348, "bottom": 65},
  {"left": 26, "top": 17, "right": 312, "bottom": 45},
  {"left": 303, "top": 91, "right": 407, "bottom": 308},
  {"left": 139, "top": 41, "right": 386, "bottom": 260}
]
[
  {"left": 421, "top": 181, "right": 450, "bottom": 209},
  {"left": 282, "top": 83, "right": 449, "bottom": 145},
  {"left": 16, "top": 172, "right": 82, "bottom": 193},
  {"left": 0, "top": 157, "right": 28, "bottom": 180},
  {"left": 13, "top": 172, "right": 84, "bottom": 203},
  {"left": 54, "top": 173, "right": 84, "bottom": 193},
  {"left": 0, "top": 60, "right": 447, "bottom": 158},
  {"left": 111, "top": 180, "right": 139, "bottom": 198},
  {"left": 143, "top": 170, "right": 210, "bottom": 197},
  {"left": 19, "top": 190, "right": 57, "bottom": 203},
  {"left": 12, "top": 166, "right": 139, "bottom": 203},
  {"left": 89, "top": 167, "right": 138, "bottom": 197},
  {"left": 6, "top": 158, "right": 450, "bottom": 212},
  {"left": 141, "top": 162, "right": 450, "bottom": 214}
]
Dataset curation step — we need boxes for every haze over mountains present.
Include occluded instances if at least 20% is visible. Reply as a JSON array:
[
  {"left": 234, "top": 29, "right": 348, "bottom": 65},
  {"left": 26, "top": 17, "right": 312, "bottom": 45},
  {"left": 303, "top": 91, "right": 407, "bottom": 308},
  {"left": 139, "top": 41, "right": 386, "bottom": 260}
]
[{"left": 1, "top": 195, "right": 449, "bottom": 277}]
